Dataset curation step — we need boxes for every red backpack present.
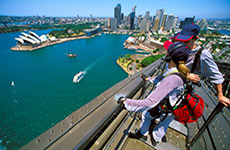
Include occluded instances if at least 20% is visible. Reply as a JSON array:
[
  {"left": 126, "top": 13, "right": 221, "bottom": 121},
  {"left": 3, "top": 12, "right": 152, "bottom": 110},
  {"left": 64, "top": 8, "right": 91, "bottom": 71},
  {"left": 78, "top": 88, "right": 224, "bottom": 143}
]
[
  {"left": 172, "top": 92, "right": 204, "bottom": 124},
  {"left": 169, "top": 73, "right": 205, "bottom": 124}
]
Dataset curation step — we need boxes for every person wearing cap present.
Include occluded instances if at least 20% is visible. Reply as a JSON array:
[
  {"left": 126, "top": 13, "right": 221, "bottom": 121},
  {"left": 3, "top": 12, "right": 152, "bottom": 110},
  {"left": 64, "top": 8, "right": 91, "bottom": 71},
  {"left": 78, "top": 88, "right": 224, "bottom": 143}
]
[
  {"left": 171, "top": 23, "right": 230, "bottom": 107},
  {"left": 119, "top": 42, "right": 191, "bottom": 145}
]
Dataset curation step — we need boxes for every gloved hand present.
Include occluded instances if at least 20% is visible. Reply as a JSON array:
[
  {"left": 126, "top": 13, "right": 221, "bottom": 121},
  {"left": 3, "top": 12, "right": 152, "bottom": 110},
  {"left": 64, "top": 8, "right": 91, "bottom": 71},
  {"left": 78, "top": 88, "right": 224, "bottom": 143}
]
[
  {"left": 114, "top": 95, "right": 126, "bottom": 104},
  {"left": 140, "top": 74, "right": 147, "bottom": 80}
]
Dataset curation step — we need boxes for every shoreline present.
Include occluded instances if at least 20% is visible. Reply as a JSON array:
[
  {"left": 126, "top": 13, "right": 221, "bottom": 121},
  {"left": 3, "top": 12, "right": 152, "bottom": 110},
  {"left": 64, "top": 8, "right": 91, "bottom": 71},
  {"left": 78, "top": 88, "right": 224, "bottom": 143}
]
[
  {"left": 11, "top": 35, "right": 92, "bottom": 51},
  {"left": 116, "top": 59, "right": 131, "bottom": 75}
]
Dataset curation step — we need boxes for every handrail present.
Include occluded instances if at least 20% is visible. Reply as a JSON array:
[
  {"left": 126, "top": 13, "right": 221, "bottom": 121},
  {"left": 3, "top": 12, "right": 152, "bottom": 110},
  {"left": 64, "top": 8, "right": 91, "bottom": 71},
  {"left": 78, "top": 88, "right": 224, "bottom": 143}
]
[{"left": 190, "top": 102, "right": 224, "bottom": 146}]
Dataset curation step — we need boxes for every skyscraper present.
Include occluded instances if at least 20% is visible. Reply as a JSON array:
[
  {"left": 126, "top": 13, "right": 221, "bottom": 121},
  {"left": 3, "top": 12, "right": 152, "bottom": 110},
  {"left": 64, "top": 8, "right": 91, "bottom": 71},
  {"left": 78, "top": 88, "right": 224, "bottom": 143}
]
[
  {"left": 129, "top": 6, "right": 136, "bottom": 30},
  {"left": 145, "top": 11, "right": 150, "bottom": 21},
  {"left": 114, "top": 4, "right": 121, "bottom": 27},
  {"left": 90, "top": 14, "right": 93, "bottom": 22},
  {"left": 197, "top": 19, "right": 207, "bottom": 30},
  {"left": 172, "top": 17, "right": 179, "bottom": 29},
  {"left": 161, "top": 13, "right": 167, "bottom": 29},
  {"left": 121, "top": 13, "right": 124, "bottom": 23},
  {"left": 106, "top": 18, "right": 111, "bottom": 28},
  {"left": 153, "top": 9, "right": 164, "bottom": 31},
  {"left": 140, "top": 18, "right": 147, "bottom": 32},
  {"left": 110, "top": 18, "right": 118, "bottom": 30},
  {"left": 165, "top": 14, "right": 174, "bottom": 31}
]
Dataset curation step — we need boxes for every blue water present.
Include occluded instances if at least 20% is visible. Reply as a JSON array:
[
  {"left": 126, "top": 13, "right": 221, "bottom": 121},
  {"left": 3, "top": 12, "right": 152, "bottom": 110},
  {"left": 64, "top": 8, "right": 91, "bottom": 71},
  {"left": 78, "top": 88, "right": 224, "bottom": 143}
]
[
  {"left": 218, "top": 29, "right": 230, "bottom": 35},
  {"left": 0, "top": 31, "right": 133, "bottom": 149}
]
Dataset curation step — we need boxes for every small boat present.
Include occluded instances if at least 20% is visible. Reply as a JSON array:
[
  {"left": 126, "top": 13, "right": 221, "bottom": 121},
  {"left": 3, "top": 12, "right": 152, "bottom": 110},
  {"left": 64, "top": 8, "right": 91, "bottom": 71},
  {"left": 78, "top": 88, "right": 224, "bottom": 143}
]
[
  {"left": 73, "top": 71, "right": 85, "bottom": 83},
  {"left": 11, "top": 81, "right": 15, "bottom": 86},
  {"left": 67, "top": 52, "right": 77, "bottom": 57},
  {"left": 127, "top": 46, "right": 138, "bottom": 50}
]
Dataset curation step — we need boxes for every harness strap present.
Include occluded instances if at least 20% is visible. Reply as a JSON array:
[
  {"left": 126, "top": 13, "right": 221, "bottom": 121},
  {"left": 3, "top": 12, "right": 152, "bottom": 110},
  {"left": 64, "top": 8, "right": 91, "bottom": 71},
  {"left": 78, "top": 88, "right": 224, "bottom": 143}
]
[{"left": 191, "top": 47, "right": 203, "bottom": 73}]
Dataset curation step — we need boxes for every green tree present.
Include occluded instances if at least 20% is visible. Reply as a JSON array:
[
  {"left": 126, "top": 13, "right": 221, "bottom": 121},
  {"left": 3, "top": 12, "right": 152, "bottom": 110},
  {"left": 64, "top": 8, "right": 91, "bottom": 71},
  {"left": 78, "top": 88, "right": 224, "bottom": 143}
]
[
  {"left": 140, "top": 55, "right": 163, "bottom": 67},
  {"left": 160, "top": 37, "right": 168, "bottom": 43},
  {"left": 125, "top": 54, "right": 131, "bottom": 60}
]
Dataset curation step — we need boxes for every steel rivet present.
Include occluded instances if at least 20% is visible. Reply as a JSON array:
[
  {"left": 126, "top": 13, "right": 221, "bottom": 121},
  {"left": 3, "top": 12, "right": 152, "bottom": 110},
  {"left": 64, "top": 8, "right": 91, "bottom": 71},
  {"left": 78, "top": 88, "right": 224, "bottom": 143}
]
[{"left": 36, "top": 139, "right": 40, "bottom": 143}]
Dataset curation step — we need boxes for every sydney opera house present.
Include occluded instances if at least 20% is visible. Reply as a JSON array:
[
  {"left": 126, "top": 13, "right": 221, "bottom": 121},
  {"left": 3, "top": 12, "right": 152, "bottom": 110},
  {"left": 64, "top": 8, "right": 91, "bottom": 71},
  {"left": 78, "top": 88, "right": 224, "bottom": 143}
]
[{"left": 13, "top": 31, "right": 56, "bottom": 50}]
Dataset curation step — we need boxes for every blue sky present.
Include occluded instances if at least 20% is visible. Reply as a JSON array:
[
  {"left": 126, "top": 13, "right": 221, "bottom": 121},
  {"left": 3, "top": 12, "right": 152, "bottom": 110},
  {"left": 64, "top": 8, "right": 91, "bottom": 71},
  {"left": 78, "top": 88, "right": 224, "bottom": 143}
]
[{"left": 0, "top": 0, "right": 230, "bottom": 19}]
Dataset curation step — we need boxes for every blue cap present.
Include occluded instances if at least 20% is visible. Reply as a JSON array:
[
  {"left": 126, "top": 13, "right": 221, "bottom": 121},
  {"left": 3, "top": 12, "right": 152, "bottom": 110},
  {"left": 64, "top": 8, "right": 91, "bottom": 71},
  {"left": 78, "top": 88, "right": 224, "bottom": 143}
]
[
  {"left": 173, "top": 24, "right": 200, "bottom": 41},
  {"left": 168, "top": 42, "right": 190, "bottom": 63}
]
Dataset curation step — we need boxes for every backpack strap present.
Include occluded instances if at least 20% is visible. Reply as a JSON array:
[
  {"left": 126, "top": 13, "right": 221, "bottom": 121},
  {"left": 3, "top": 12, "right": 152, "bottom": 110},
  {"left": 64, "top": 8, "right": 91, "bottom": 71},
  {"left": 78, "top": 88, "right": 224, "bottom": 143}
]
[
  {"left": 169, "top": 72, "right": 192, "bottom": 109},
  {"left": 191, "top": 47, "right": 203, "bottom": 73}
]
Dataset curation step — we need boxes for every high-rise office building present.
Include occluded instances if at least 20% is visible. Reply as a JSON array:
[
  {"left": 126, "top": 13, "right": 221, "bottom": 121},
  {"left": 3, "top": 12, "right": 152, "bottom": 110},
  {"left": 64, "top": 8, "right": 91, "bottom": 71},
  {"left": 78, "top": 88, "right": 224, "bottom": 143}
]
[
  {"left": 110, "top": 18, "right": 117, "bottom": 30},
  {"left": 165, "top": 14, "right": 174, "bottom": 31},
  {"left": 106, "top": 18, "right": 111, "bottom": 28},
  {"left": 129, "top": 6, "right": 136, "bottom": 30},
  {"left": 153, "top": 19, "right": 160, "bottom": 31},
  {"left": 114, "top": 4, "right": 121, "bottom": 27},
  {"left": 140, "top": 18, "right": 147, "bottom": 32},
  {"left": 121, "top": 13, "right": 124, "bottom": 23},
  {"left": 90, "top": 14, "right": 93, "bottom": 22},
  {"left": 145, "top": 11, "right": 150, "bottom": 21},
  {"left": 153, "top": 9, "right": 164, "bottom": 31},
  {"left": 152, "top": 15, "right": 156, "bottom": 27},
  {"left": 161, "top": 13, "right": 167, "bottom": 29},
  {"left": 179, "top": 16, "right": 195, "bottom": 29},
  {"left": 197, "top": 19, "right": 207, "bottom": 30},
  {"left": 172, "top": 17, "right": 179, "bottom": 29}
]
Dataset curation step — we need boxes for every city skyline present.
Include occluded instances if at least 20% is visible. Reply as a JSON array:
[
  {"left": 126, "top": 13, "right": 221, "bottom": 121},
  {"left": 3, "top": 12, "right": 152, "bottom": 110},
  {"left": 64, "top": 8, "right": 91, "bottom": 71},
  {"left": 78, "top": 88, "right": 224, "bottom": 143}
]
[{"left": 0, "top": 0, "right": 230, "bottom": 19}]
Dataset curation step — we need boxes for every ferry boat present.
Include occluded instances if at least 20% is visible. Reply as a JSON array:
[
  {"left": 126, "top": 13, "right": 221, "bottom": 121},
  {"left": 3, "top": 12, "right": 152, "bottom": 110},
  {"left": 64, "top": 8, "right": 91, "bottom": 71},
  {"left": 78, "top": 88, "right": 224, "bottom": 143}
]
[
  {"left": 67, "top": 53, "right": 77, "bottom": 57},
  {"left": 73, "top": 71, "right": 85, "bottom": 83}
]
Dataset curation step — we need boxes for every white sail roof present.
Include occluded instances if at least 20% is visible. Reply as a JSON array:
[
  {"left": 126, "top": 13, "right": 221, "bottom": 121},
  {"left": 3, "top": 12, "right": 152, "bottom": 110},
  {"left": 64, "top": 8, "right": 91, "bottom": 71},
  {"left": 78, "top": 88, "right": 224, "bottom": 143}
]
[
  {"left": 40, "top": 35, "right": 47, "bottom": 42},
  {"left": 29, "top": 31, "right": 41, "bottom": 41},
  {"left": 19, "top": 35, "right": 37, "bottom": 45},
  {"left": 15, "top": 37, "right": 24, "bottom": 44},
  {"left": 22, "top": 32, "right": 40, "bottom": 44}
]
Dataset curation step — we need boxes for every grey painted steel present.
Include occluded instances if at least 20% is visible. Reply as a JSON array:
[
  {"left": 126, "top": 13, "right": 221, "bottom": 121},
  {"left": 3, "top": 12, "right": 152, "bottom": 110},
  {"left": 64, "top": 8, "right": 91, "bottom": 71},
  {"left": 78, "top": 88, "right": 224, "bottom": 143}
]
[{"left": 188, "top": 80, "right": 230, "bottom": 150}]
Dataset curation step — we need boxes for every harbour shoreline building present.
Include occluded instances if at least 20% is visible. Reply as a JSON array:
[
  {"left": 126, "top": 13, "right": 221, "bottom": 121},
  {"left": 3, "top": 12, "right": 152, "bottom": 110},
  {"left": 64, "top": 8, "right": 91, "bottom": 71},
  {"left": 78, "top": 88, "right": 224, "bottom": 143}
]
[{"left": 84, "top": 25, "right": 101, "bottom": 36}]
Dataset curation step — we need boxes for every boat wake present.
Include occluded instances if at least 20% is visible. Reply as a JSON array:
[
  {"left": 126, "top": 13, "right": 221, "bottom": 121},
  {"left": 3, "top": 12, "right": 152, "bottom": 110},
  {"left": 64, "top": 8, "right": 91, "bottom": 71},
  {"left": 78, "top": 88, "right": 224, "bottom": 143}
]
[
  {"left": 73, "top": 55, "right": 108, "bottom": 83},
  {"left": 83, "top": 55, "right": 107, "bottom": 74}
]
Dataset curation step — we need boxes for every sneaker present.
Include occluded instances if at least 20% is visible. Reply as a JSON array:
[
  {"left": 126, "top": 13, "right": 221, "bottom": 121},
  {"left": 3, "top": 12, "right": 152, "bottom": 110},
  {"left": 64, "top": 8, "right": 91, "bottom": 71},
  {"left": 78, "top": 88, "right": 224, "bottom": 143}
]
[
  {"left": 150, "top": 136, "right": 159, "bottom": 146},
  {"left": 161, "top": 135, "right": 167, "bottom": 142},
  {"left": 128, "top": 131, "right": 147, "bottom": 141}
]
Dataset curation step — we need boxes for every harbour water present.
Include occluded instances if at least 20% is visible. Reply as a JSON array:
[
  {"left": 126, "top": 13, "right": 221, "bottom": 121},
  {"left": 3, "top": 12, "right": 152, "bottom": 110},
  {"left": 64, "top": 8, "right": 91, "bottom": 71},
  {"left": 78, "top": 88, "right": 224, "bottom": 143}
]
[
  {"left": 0, "top": 31, "right": 133, "bottom": 149},
  {"left": 1, "top": 29, "right": 229, "bottom": 150}
]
